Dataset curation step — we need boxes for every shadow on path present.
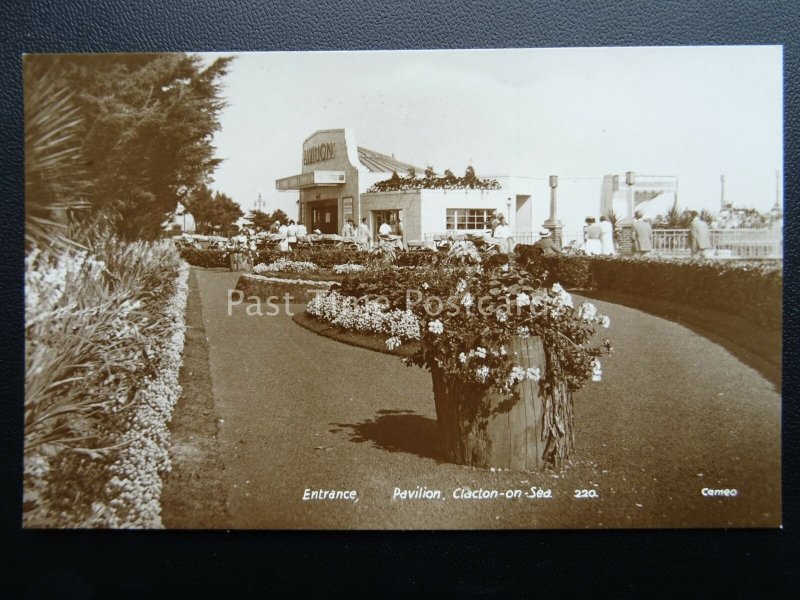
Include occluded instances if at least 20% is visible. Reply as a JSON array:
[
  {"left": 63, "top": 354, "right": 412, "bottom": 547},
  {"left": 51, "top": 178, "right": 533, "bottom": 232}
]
[{"left": 332, "top": 409, "right": 442, "bottom": 461}]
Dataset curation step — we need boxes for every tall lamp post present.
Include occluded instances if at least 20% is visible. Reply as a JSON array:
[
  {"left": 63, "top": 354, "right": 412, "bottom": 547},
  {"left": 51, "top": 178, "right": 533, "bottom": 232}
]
[
  {"left": 625, "top": 171, "right": 636, "bottom": 219},
  {"left": 544, "top": 175, "right": 563, "bottom": 248}
]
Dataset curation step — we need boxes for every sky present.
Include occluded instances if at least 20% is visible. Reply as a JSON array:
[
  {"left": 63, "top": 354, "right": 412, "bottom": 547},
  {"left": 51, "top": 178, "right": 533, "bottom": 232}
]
[{"left": 204, "top": 46, "right": 782, "bottom": 218}]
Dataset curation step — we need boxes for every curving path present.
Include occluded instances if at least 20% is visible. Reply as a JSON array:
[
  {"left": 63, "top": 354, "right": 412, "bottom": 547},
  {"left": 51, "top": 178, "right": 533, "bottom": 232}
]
[{"left": 189, "top": 268, "right": 781, "bottom": 529}]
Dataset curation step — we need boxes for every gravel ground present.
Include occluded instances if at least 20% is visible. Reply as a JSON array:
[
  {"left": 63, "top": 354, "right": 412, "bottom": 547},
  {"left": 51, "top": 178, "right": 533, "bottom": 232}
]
[{"left": 168, "top": 268, "right": 781, "bottom": 529}]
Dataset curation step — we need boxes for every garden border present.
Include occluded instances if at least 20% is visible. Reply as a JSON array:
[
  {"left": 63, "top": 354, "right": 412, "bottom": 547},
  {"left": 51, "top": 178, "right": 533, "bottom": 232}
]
[{"left": 292, "top": 311, "right": 419, "bottom": 359}]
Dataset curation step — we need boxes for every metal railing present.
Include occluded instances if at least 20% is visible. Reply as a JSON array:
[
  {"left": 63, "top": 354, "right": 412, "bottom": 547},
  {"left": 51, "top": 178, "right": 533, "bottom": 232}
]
[
  {"left": 651, "top": 228, "right": 782, "bottom": 259},
  {"left": 422, "top": 228, "right": 782, "bottom": 259}
]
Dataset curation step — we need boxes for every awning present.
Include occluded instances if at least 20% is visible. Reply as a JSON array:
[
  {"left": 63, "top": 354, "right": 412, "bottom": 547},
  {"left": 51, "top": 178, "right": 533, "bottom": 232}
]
[{"left": 275, "top": 171, "right": 346, "bottom": 191}]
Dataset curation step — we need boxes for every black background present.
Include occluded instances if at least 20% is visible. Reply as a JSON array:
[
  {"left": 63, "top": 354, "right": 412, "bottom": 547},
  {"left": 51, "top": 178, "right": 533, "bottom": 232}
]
[{"left": 1, "top": 1, "right": 797, "bottom": 596}]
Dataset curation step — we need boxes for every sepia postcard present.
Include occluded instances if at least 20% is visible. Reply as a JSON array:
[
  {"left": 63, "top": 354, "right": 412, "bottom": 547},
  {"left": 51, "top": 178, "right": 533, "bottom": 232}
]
[{"left": 23, "top": 46, "right": 782, "bottom": 530}]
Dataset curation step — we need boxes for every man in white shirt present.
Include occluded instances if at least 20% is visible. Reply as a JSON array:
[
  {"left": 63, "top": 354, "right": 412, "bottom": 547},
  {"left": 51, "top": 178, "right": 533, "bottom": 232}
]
[
  {"left": 493, "top": 215, "right": 514, "bottom": 254},
  {"left": 378, "top": 220, "right": 392, "bottom": 237}
]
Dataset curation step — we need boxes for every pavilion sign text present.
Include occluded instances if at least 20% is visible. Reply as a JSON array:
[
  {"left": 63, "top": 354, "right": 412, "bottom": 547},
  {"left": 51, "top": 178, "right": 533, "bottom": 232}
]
[{"left": 303, "top": 142, "right": 335, "bottom": 165}]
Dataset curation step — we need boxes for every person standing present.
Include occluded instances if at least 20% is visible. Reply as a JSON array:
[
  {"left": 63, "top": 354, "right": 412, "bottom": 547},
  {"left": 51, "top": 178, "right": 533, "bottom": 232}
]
[
  {"left": 493, "top": 215, "right": 514, "bottom": 254},
  {"left": 341, "top": 219, "right": 356, "bottom": 238},
  {"left": 295, "top": 221, "right": 308, "bottom": 237},
  {"left": 598, "top": 215, "right": 616, "bottom": 255},
  {"left": 356, "top": 217, "right": 372, "bottom": 250},
  {"left": 583, "top": 217, "right": 602, "bottom": 256},
  {"left": 689, "top": 210, "right": 712, "bottom": 260},
  {"left": 631, "top": 210, "right": 653, "bottom": 257},
  {"left": 490, "top": 212, "right": 503, "bottom": 236},
  {"left": 278, "top": 221, "right": 290, "bottom": 252}
]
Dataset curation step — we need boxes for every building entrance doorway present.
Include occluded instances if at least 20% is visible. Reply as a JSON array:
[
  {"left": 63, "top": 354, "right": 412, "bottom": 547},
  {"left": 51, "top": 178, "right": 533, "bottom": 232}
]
[
  {"left": 372, "top": 209, "right": 403, "bottom": 239},
  {"left": 309, "top": 200, "right": 338, "bottom": 234}
]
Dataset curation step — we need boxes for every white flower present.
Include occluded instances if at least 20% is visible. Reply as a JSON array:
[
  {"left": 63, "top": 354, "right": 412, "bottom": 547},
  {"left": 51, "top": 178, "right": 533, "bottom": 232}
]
[
  {"left": 474, "top": 347, "right": 487, "bottom": 359},
  {"left": 385, "top": 336, "right": 402, "bottom": 350},
  {"left": 421, "top": 282, "right": 430, "bottom": 290},
  {"left": 500, "top": 345, "right": 507, "bottom": 356},
  {"left": 591, "top": 359, "right": 603, "bottom": 382},
  {"left": 501, "top": 263, "right": 510, "bottom": 272},
  {"left": 551, "top": 283, "right": 564, "bottom": 293},
  {"left": 461, "top": 292, "right": 474, "bottom": 308},
  {"left": 516, "top": 292, "right": 531, "bottom": 307},
  {"left": 458, "top": 352, "right": 468, "bottom": 364},
  {"left": 475, "top": 365, "right": 490, "bottom": 383},
  {"left": 428, "top": 320, "right": 444, "bottom": 335},
  {"left": 507, "top": 366, "right": 526, "bottom": 387},
  {"left": 516, "top": 326, "right": 530, "bottom": 338},
  {"left": 456, "top": 279, "right": 468, "bottom": 293},
  {"left": 496, "top": 310, "right": 508, "bottom": 323},
  {"left": 599, "top": 315, "right": 611, "bottom": 329},
  {"left": 579, "top": 302, "right": 597, "bottom": 321},
  {"left": 525, "top": 367, "right": 541, "bottom": 382}
]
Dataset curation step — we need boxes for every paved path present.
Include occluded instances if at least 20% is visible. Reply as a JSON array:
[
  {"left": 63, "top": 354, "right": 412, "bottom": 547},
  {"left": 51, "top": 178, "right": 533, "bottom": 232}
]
[{"left": 193, "top": 268, "right": 781, "bottom": 529}]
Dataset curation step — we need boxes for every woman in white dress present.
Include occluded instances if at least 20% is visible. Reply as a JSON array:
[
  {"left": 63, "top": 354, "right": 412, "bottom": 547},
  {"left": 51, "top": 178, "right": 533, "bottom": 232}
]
[
  {"left": 598, "top": 215, "right": 616, "bottom": 255},
  {"left": 278, "top": 222, "right": 290, "bottom": 252},
  {"left": 583, "top": 217, "right": 602, "bottom": 256}
]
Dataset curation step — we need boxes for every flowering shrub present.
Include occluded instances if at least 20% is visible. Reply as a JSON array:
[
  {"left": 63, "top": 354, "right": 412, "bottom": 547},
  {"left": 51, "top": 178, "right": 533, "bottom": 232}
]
[
  {"left": 24, "top": 238, "right": 188, "bottom": 528},
  {"left": 446, "top": 240, "right": 482, "bottom": 265},
  {"left": 306, "top": 290, "right": 421, "bottom": 345},
  {"left": 308, "top": 260, "right": 612, "bottom": 468},
  {"left": 367, "top": 165, "right": 501, "bottom": 192},
  {"left": 333, "top": 263, "right": 367, "bottom": 274},
  {"left": 254, "top": 258, "right": 319, "bottom": 273}
]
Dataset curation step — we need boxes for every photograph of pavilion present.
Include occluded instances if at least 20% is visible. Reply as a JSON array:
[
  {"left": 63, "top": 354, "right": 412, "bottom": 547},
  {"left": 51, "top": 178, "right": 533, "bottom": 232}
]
[{"left": 24, "top": 46, "right": 781, "bottom": 529}]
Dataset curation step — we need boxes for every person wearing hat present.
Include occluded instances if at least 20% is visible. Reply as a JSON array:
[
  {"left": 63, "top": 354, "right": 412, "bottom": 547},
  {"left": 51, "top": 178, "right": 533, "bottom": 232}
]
[
  {"left": 533, "top": 228, "right": 562, "bottom": 256},
  {"left": 632, "top": 210, "right": 653, "bottom": 257}
]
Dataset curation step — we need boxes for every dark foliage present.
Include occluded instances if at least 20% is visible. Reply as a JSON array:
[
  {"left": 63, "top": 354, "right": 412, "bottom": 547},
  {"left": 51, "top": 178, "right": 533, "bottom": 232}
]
[{"left": 515, "top": 246, "right": 782, "bottom": 330}]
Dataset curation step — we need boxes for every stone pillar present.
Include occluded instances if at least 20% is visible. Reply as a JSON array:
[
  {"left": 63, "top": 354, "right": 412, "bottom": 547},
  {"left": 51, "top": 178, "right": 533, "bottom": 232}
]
[
  {"left": 625, "top": 171, "right": 636, "bottom": 219},
  {"left": 618, "top": 223, "right": 634, "bottom": 255},
  {"left": 544, "top": 175, "right": 564, "bottom": 248}
]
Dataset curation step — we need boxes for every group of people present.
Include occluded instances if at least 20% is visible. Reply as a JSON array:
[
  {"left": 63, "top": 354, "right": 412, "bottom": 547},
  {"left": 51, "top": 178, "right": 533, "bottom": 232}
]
[
  {"left": 341, "top": 216, "right": 404, "bottom": 251},
  {"left": 632, "top": 209, "right": 711, "bottom": 259},
  {"left": 268, "top": 219, "right": 309, "bottom": 251},
  {"left": 582, "top": 216, "right": 616, "bottom": 256}
]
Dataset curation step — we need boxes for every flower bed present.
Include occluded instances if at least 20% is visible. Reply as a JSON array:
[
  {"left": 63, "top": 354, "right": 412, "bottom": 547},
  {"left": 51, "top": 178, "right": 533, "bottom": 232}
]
[
  {"left": 182, "top": 246, "right": 445, "bottom": 270},
  {"left": 304, "top": 258, "right": 612, "bottom": 471},
  {"left": 235, "top": 273, "right": 337, "bottom": 304},
  {"left": 24, "top": 238, "right": 189, "bottom": 528},
  {"left": 253, "top": 257, "right": 319, "bottom": 273},
  {"left": 179, "top": 246, "right": 229, "bottom": 268}
]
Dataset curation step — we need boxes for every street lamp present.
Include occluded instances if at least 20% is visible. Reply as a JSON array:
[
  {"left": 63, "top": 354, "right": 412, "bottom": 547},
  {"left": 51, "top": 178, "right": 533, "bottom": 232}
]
[{"left": 625, "top": 171, "right": 635, "bottom": 219}]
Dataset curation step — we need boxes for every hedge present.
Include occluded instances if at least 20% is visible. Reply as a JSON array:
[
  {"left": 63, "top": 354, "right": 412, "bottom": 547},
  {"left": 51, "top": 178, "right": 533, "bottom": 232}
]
[
  {"left": 180, "top": 246, "right": 445, "bottom": 270},
  {"left": 179, "top": 247, "right": 229, "bottom": 268},
  {"left": 514, "top": 246, "right": 782, "bottom": 331}
]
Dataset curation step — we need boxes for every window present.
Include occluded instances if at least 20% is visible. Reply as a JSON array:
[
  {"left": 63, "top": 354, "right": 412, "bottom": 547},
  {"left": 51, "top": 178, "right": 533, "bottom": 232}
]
[{"left": 446, "top": 208, "right": 494, "bottom": 231}]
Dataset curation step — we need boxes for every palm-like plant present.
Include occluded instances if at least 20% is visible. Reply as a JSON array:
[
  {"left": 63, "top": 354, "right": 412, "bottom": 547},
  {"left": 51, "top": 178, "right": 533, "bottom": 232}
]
[{"left": 24, "top": 56, "right": 92, "bottom": 248}]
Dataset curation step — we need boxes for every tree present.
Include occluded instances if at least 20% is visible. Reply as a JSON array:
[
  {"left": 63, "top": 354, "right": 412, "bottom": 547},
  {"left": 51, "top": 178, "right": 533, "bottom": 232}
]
[
  {"left": 267, "top": 209, "right": 289, "bottom": 225},
  {"left": 25, "top": 53, "right": 235, "bottom": 240},
  {"left": 185, "top": 185, "right": 242, "bottom": 235},
  {"left": 247, "top": 209, "right": 273, "bottom": 232}
]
